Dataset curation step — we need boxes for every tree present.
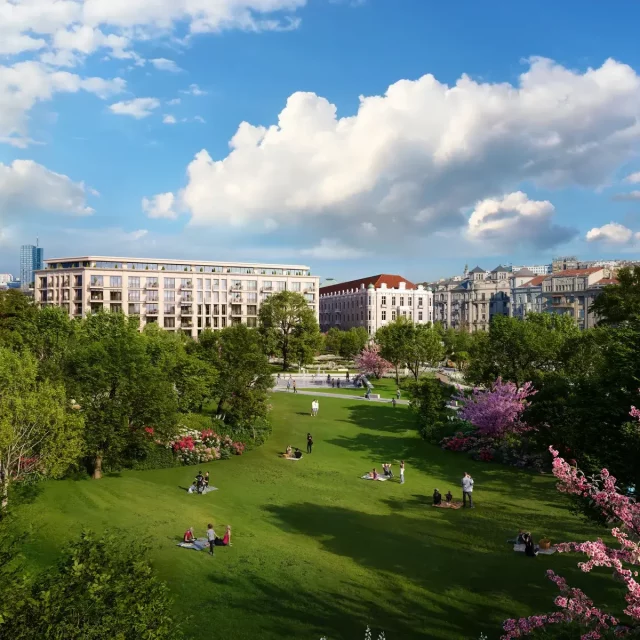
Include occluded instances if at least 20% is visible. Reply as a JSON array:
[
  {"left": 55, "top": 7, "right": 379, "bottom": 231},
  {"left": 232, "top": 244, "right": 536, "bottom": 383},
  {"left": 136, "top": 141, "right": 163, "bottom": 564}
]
[
  {"left": 376, "top": 317, "right": 413, "bottom": 384},
  {"left": 590, "top": 265, "right": 640, "bottom": 325},
  {"left": 0, "top": 347, "right": 84, "bottom": 515},
  {"left": 501, "top": 444, "right": 640, "bottom": 639},
  {"left": 455, "top": 377, "right": 537, "bottom": 438},
  {"left": 339, "top": 327, "right": 369, "bottom": 360},
  {"left": 324, "top": 328, "right": 343, "bottom": 355},
  {"left": 355, "top": 344, "right": 392, "bottom": 378},
  {"left": 0, "top": 532, "right": 182, "bottom": 639},
  {"left": 259, "top": 291, "right": 321, "bottom": 370},
  {"left": 67, "top": 313, "right": 177, "bottom": 479},
  {"left": 404, "top": 323, "right": 444, "bottom": 380},
  {"left": 0, "top": 290, "right": 37, "bottom": 351},
  {"left": 198, "top": 325, "right": 273, "bottom": 433},
  {"left": 407, "top": 377, "right": 447, "bottom": 440}
]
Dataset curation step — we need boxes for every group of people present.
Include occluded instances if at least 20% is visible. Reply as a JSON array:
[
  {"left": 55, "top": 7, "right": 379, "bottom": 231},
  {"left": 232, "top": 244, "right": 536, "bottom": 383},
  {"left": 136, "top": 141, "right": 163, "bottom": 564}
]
[
  {"left": 366, "top": 461, "right": 405, "bottom": 484},
  {"left": 188, "top": 470, "right": 210, "bottom": 494},
  {"left": 310, "top": 400, "right": 319, "bottom": 417},
  {"left": 508, "top": 530, "right": 539, "bottom": 557},
  {"left": 183, "top": 524, "right": 232, "bottom": 556},
  {"left": 432, "top": 489, "right": 455, "bottom": 505},
  {"left": 282, "top": 445, "right": 303, "bottom": 459}
]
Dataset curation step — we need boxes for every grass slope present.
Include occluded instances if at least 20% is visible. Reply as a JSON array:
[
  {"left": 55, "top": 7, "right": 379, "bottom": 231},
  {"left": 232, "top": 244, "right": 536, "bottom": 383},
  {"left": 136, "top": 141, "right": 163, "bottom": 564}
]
[{"left": 10, "top": 395, "right": 622, "bottom": 640}]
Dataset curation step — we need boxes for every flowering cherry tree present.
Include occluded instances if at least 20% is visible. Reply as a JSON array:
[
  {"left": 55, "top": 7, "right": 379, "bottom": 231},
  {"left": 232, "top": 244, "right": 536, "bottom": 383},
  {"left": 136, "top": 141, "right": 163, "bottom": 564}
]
[
  {"left": 502, "top": 435, "right": 640, "bottom": 639},
  {"left": 455, "top": 378, "right": 537, "bottom": 438},
  {"left": 355, "top": 344, "right": 392, "bottom": 379}
]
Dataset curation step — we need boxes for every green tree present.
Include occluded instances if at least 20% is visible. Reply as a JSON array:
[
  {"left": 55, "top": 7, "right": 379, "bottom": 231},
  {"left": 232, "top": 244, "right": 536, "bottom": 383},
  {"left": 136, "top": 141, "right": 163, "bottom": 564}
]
[
  {"left": 590, "top": 265, "right": 640, "bottom": 325},
  {"left": 404, "top": 323, "right": 444, "bottom": 380},
  {"left": 258, "top": 291, "right": 321, "bottom": 370},
  {"left": 67, "top": 313, "right": 177, "bottom": 479},
  {"left": 0, "top": 290, "right": 37, "bottom": 351},
  {"left": 407, "top": 376, "right": 448, "bottom": 441},
  {"left": 0, "top": 347, "right": 84, "bottom": 515},
  {"left": 339, "top": 327, "right": 369, "bottom": 359},
  {"left": 324, "top": 328, "right": 343, "bottom": 355},
  {"left": 198, "top": 325, "right": 273, "bottom": 433},
  {"left": 0, "top": 532, "right": 181, "bottom": 639},
  {"left": 376, "top": 317, "right": 413, "bottom": 384}
]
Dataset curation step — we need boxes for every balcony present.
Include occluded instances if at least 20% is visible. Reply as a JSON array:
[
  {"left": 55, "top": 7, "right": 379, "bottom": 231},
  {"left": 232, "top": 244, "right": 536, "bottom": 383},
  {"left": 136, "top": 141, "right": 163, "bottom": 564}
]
[
  {"left": 230, "top": 283, "right": 243, "bottom": 292},
  {"left": 261, "top": 286, "right": 273, "bottom": 292},
  {"left": 146, "top": 308, "right": 159, "bottom": 316},
  {"left": 181, "top": 320, "right": 194, "bottom": 329},
  {"left": 230, "top": 295, "right": 243, "bottom": 304},
  {"left": 181, "top": 281, "right": 193, "bottom": 289},
  {"left": 89, "top": 280, "right": 104, "bottom": 289},
  {"left": 180, "top": 306, "right": 193, "bottom": 316}
]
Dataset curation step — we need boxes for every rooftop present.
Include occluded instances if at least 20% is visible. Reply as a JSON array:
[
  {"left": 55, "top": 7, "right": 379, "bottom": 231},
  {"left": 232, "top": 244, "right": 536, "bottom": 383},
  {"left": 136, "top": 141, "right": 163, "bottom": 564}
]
[
  {"left": 491, "top": 264, "right": 510, "bottom": 273},
  {"left": 320, "top": 274, "right": 416, "bottom": 295},
  {"left": 550, "top": 267, "right": 603, "bottom": 277},
  {"left": 521, "top": 275, "right": 548, "bottom": 287},
  {"left": 513, "top": 268, "right": 536, "bottom": 277},
  {"left": 468, "top": 266, "right": 486, "bottom": 274}
]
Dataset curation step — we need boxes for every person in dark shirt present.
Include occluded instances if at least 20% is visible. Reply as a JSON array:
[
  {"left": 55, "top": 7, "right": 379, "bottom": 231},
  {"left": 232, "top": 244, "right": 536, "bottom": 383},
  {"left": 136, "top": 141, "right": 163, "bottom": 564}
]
[
  {"left": 523, "top": 533, "right": 538, "bottom": 557},
  {"left": 445, "top": 491, "right": 453, "bottom": 503},
  {"left": 294, "top": 448, "right": 303, "bottom": 459},
  {"left": 204, "top": 471, "right": 210, "bottom": 487},
  {"left": 307, "top": 433, "right": 313, "bottom": 454},
  {"left": 433, "top": 489, "right": 442, "bottom": 506},
  {"left": 195, "top": 471, "right": 204, "bottom": 494}
]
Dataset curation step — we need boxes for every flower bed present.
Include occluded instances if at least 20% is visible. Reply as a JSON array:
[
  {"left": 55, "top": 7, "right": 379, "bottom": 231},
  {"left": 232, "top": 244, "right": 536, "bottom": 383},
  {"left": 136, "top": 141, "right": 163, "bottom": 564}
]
[{"left": 167, "top": 427, "right": 246, "bottom": 465}]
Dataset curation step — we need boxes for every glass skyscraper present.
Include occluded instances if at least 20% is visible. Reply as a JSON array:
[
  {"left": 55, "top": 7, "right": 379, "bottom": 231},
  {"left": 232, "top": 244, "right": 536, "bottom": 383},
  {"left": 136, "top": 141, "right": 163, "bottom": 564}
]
[{"left": 20, "top": 244, "right": 44, "bottom": 289}]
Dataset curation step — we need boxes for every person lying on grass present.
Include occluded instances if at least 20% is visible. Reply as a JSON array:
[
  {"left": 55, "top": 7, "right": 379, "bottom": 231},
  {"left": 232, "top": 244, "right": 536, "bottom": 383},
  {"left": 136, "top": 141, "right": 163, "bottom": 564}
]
[
  {"left": 215, "top": 525, "right": 232, "bottom": 547},
  {"left": 433, "top": 489, "right": 442, "bottom": 506},
  {"left": 281, "top": 445, "right": 293, "bottom": 458}
]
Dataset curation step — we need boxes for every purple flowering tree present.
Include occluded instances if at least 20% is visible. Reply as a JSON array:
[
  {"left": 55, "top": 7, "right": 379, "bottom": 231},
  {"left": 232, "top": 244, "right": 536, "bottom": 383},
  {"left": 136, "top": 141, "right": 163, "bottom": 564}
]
[
  {"left": 355, "top": 345, "right": 392, "bottom": 379},
  {"left": 455, "top": 377, "right": 536, "bottom": 438}
]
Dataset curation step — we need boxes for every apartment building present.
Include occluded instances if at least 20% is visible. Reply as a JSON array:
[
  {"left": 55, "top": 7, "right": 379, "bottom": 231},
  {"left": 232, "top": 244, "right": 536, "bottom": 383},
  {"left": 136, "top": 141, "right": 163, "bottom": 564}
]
[
  {"left": 319, "top": 274, "right": 433, "bottom": 335},
  {"left": 0, "top": 274, "right": 13, "bottom": 286},
  {"left": 541, "top": 267, "right": 614, "bottom": 330},
  {"left": 510, "top": 263, "right": 552, "bottom": 276},
  {"left": 510, "top": 270, "right": 546, "bottom": 319},
  {"left": 35, "top": 256, "right": 319, "bottom": 338}
]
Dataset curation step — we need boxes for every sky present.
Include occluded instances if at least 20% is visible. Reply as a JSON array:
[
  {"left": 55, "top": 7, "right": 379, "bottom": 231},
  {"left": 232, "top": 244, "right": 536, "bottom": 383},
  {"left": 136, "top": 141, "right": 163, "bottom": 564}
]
[{"left": 2, "top": 0, "right": 640, "bottom": 284}]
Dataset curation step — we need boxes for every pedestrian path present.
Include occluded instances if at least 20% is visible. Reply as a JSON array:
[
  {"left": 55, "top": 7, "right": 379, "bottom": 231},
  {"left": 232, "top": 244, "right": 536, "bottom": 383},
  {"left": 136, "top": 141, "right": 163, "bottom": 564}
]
[{"left": 272, "top": 387, "right": 410, "bottom": 405}]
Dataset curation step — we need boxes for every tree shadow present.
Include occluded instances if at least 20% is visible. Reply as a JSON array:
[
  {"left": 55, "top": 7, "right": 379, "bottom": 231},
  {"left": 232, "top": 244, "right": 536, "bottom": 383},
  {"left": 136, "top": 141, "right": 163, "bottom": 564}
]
[{"left": 10, "top": 481, "right": 44, "bottom": 508}]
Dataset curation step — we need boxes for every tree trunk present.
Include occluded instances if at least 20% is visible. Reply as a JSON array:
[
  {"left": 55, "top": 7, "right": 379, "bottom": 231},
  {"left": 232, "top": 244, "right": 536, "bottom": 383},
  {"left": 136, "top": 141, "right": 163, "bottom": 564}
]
[
  {"left": 0, "top": 468, "right": 9, "bottom": 516},
  {"left": 282, "top": 342, "right": 289, "bottom": 371},
  {"left": 92, "top": 454, "right": 103, "bottom": 480},
  {"left": 395, "top": 364, "right": 400, "bottom": 385}
]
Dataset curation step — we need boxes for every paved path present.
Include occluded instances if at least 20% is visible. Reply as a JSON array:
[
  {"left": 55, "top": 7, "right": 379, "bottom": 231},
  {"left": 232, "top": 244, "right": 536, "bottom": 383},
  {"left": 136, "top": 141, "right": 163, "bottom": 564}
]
[{"left": 272, "top": 387, "right": 410, "bottom": 405}]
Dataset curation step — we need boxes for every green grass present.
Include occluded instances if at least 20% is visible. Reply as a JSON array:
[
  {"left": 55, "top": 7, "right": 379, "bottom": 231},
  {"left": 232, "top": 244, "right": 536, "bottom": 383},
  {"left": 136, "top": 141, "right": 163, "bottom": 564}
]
[
  {"left": 9, "top": 395, "right": 623, "bottom": 640},
  {"left": 315, "top": 377, "right": 404, "bottom": 400}
]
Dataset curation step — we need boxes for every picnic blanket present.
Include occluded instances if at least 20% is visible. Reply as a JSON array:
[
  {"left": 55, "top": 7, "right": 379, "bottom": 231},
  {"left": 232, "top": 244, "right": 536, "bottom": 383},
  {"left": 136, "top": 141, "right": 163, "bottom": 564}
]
[
  {"left": 202, "top": 486, "right": 218, "bottom": 494},
  {"left": 361, "top": 474, "right": 388, "bottom": 481},
  {"left": 177, "top": 537, "right": 208, "bottom": 551},
  {"left": 432, "top": 502, "right": 462, "bottom": 510},
  {"left": 283, "top": 455, "right": 303, "bottom": 461},
  {"left": 514, "top": 544, "right": 557, "bottom": 555}
]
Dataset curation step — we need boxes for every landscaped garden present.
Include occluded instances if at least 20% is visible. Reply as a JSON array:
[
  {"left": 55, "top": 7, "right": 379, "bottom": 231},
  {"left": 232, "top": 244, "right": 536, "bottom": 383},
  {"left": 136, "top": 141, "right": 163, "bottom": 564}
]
[{"left": 8, "top": 393, "right": 624, "bottom": 640}]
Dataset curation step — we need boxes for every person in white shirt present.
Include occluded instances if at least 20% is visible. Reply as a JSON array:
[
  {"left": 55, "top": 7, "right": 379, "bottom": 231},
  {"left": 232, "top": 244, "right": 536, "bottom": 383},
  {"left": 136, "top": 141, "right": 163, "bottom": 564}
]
[
  {"left": 462, "top": 472, "right": 475, "bottom": 508},
  {"left": 206, "top": 523, "right": 216, "bottom": 555},
  {"left": 399, "top": 460, "right": 405, "bottom": 485}
]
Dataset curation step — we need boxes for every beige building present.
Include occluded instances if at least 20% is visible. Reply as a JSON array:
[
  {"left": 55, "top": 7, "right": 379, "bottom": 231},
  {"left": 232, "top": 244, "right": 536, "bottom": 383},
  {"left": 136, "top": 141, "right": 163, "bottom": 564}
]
[
  {"left": 35, "top": 256, "right": 319, "bottom": 338},
  {"left": 319, "top": 274, "right": 433, "bottom": 335}
]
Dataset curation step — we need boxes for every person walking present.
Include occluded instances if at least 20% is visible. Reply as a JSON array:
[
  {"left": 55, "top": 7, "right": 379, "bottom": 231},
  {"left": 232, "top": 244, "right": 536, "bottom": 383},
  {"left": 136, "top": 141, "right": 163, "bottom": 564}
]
[
  {"left": 399, "top": 460, "right": 405, "bottom": 485},
  {"left": 307, "top": 432, "right": 313, "bottom": 454},
  {"left": 396, "top": 388, "right": 401, "bottom": 400},
  {"left": 293, "top": 379, "right": 297, "bottom": 394},
  {"left": 392, "top": 398, "right": 397, "bottom": 408},
  {"left": 207, "top": 523, "right": 216, "bottom": 556},
  {"left": 462, "top": 472, "right": 475, "bottom": 508},
  {"left": 286, "top": 379, "right": 291, "bottom": 393}
]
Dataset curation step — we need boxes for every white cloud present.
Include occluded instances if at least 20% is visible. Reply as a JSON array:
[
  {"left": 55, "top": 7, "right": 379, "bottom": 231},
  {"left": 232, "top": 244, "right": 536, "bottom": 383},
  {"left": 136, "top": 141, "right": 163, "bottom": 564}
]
[
  {"left": 109, "top": 97, "right": 160, "bottom": 119},
  {"left": 466, "top": 191, "right": 575, "bottom": 249},
  {"left": 167, "top": 98, "right": 181, "bottom": 106},
  {"left": 624, "top": 172, "right": 640, "bottom": 184},
  {"left": 153, "top": 57, "right": 640, "bottom": 250},
  {"left": 0, "top": 159, "right": 94, "bottom": 215},
  {"left": 300, "top": 238, "right": 369, "bottom": 259},
  {"left": 181, "top": 83, "right": 207, "bottom": 96},
  {"left": 142, "top": 192, "right": 178, "bottom": 219},
  {"left": 0, "top": 61, "right": 125, "bottom": 145},
  {"left": 361, "top": 222, "right": 377, "bottom": 234},
  {"left": 151, "top": 58, "right": 182, "bottom": 73},
  {"left": 194, "top": 115, "right": 206, "bottom": 123},
  {"left": 613, "top": 190, "right": 640, "bottom": 201},
  {"left": 586, "top": 222, "right": 635, "bottom": 244},
  {"left": 162, "top": 114, "right": 177, "bottom": 124}
]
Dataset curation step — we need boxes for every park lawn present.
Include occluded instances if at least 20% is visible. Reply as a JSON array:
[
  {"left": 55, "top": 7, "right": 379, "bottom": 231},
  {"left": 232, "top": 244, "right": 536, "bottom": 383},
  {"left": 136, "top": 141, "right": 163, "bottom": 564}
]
[
  {"left": 9, "top": 394, "right": 624, "bottom": 640},
  {"left": 308, "top": 376, "right": 405, "bottom": 400}
]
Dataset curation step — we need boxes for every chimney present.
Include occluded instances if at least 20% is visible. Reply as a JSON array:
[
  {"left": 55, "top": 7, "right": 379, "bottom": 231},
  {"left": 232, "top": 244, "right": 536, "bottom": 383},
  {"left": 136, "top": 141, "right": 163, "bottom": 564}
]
[{"left": 399, "top": 281, "right": 406, "bottom": 290}]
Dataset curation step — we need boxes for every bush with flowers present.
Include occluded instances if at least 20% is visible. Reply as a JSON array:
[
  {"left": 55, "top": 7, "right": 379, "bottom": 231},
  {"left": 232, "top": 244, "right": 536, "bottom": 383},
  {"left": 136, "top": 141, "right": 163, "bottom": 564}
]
[{"left": 166, "top": 427, "right": 245, "bottom": 465}]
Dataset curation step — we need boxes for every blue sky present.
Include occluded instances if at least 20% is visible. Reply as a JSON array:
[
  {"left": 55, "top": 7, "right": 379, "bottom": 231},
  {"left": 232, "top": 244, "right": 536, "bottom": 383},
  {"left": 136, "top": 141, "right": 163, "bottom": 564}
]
[{"left": 2, "top": 0, "right": 640, "bottom": 283}]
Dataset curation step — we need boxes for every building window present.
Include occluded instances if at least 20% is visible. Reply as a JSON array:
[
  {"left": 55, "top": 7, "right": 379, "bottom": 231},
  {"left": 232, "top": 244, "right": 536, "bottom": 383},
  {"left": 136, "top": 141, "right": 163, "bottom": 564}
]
[
  {"left": 418, "top": 312, "right": 423, "bottom": 321},
  {"left": 128, "top": 290, "right": 140, "bottom": 302},
  {"left": 368, "top": 310, "right": 371, "bottom": 320},
  {"left": 247, "top": 305, "right": 257, "bottom": 316},
  {"left": 146, "top": 278, "right": 159, "bottom": 288},
  {"left": 400, "top": 297, "right": 404, "bottom": 306},
  {"left": 246, "top": 317, "right": 257, "bottom": 328},
  {"left": 291, "top": 282, "right": 301, "bottom": 292},
  {"left": 110, "top": 291, "right": 122, "bottom": 301},
  {"left": 74, "top": 275, "right": 82, "bottom": 287},
  {"left": 164, "top": 317, "right": 175, "bottom": 328},
  {"left": 129, "top": 277, "right": 140, "bottom": 288},
  {"left": 110, "top": 276, "right": 122, "bottom": 287},
  {"left": 147, "top": 290, "right": 159, "bottom": 302},
  {"left": 164, "top": 278, "right": 175, "bottom": 289},
  {"left": 418, "top": 297, "right": 423, "bottom": 307},
  {"left": 391, "top": 310, "right": 396, "bottom": 320},
  {"left": 90, "top": 276, "right": 103, "bottom": 287},
  {"left": 392, "top": 296, "right": 396, "bottom": 306},
  {"left": 382, "top": 310, "right": 386, "bottom": 321},
  {"left": 164, "top": 290, "right": 175, "bottom": 302},
  {"left": 110, "top": 304, "right": 122, "bottom": 313}
]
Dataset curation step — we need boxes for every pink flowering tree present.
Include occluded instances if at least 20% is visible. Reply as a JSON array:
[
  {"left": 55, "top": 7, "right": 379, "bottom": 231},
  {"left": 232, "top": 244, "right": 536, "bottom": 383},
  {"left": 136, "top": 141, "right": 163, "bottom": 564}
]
[
  {"left": 502, "top": 434, "right": 640, "bottom": 639},
  {"left": 355, "top": 344, "right": 392, "bottom": 379},
  {"left": 455, "top": 378, "right": 537, "bottom": 439}
]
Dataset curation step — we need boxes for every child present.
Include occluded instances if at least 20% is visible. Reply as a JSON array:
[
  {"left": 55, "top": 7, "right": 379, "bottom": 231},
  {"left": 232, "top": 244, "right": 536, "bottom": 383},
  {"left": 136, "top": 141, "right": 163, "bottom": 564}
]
[
  {"left": 183, "top": 527, "right": 195, "bottom": 543},
  {"left": 433, "top": 489, "right": 442, "bottom": 506},
  {"left": 207, "top": 523, "right": 216, "bottom": 556},
  {"left": 188, "top": 481, "right": 197, "bottom": 494},
  {"left": 204, "top": 471, "right": 210, "bottom": 487}
]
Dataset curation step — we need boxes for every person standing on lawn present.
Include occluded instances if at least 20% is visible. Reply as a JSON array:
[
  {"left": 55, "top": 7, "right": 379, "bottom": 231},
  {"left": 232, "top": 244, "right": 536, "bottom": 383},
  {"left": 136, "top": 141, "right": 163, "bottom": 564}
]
[
  {"left": 399, "top": 460, "right": 405, "bottom": 485},
  {"left": 462, "top": 472, "right": 475, "bottom": 508},
  {"left": 307, "top": 432, "right": 313, "bottom": 454},
  {"left": 293, "top": 379, "right": 297, "bottom": 394},
  {"left": 207, "top": 523, "right": 216, "bottom": 556}
]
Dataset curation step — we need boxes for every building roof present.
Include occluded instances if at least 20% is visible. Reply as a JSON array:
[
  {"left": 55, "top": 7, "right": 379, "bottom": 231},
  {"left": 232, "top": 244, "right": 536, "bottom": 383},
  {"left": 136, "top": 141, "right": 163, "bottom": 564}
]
[
  {"left": 513, "top": 268, "right": 536, "bottom": 277},
  {"left": 521, "top": 275, "right": 548, "bottom": 287},
  {"left": 491, "top": 264, "right": 510, "bottom": 273},
  {"left": 468, "top": 266, "right": 486, "bottom": 274},
  {"left": 320, "top": 274, "right": 416, "bottom": 295},
  {"left": 550, "top": 267, "right": 602, "bottom": 277},
  {"left": 592, "top": 278, "right": 618, "bottom": 286}
]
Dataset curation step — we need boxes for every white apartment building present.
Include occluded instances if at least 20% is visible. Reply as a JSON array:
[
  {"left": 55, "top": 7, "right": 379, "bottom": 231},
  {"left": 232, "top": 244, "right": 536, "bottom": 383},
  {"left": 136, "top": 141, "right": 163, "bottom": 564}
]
[
  {"left": 510, "top": 263, "right": 552, "bottom": 276},
  {"left": 35, "top": 256, "right": 319, "bottom": 338},
  {"left": 0, "top": 273, "right": 13, "bottom": 286},
  {"left": 319, "top": 274, "right": 433, "bottom": 335}
]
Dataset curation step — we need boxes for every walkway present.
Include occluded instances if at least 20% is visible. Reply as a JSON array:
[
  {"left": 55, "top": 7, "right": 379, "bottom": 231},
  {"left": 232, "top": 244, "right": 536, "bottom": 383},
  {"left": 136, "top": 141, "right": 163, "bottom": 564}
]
[{"left": 271, "top": 387, "right": 410, "bottom": 405}]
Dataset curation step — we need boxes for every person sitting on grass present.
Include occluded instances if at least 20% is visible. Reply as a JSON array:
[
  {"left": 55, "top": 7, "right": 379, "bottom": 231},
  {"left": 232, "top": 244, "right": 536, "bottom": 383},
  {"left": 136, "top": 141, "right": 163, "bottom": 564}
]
[
  {"left": 284, "top": 445, "right": 293, "bottom": 458},
  {"left": 294, "top": 448, "right": 303, "bottom": 459},
  {"left": 445, "top": 490, "right": 453, "bottom": 504},
  {"left": 369, "top": 468, "right": 378, "bottom": 480},
  {"left": 183, "top": 527, "right": 195, "bottom": 543},
  {"left": 188, "top": 481, "right": 198, "bottom": 494},
  {"left": 215, "top": 525, "right": 232, "bottom": 547},
  {"left": 196, "top": 471, "right": 204, "bottom": 494},
  {"left": 523, "top": 533, "right": 538, "bottom": 557},
  {"left": 382, "top": 463, "right": 393, "bottom": 478},
  {"left": 508, "top": 529, "right": 529, "bottom": 545},
  {"left": 433, "top": 489, "right": 442, "bottom": 506}
]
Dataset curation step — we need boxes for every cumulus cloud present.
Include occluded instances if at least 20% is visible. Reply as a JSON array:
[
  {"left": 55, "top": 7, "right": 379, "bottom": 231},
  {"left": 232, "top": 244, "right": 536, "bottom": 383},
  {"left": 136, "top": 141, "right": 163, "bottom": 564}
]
[
  {"left": 109, "top": 97, "right": 160, "bottom": 119},
  {"left": 152, "top": 57, "right": 640, "bottom": 251},
  {"left": 0, "top": 159, "right": 94, "bottom": 215},
  {"left": 162, "top": 114, "right": 177, "bottom": 124},
  {"left": 624, "top": 172, "right": 640, "bottom": 184},
  {"left": 586, "top": 222, "right": 636, "bottom": 244},
  {"left": 0, "top": 61, "right": 125, "bottom": 145},
  {"left": 612, "top": 190, "right": 640, "bottom": 201},
  {"left": 151, "top": 58, "right": 182, "bottom": 73},
  {"left": 167, "top": 98, "right": 181, "bottom": 106},
  {"left": 180, "top": 83, "right": 207, "bottom": 96},
  {"left": 466, "top": 191, "right": 576, "bottom": 249},
  {"left": 300, "top": 238, "right": 369, "bottom": 259},
  {"left": 142, "top": 192, "right": 178, "bottom": 219}
]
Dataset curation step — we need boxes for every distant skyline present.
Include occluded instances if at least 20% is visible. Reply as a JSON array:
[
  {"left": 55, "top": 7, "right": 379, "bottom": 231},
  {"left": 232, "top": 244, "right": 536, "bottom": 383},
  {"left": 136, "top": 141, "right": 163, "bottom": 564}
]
[{"left": 2, "top": 0, "right": 640, "bottom": 282}]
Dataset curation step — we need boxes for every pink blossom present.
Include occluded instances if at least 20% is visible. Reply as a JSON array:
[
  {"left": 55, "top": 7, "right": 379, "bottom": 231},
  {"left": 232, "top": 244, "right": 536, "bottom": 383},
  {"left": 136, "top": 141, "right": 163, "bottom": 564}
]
[{"left": 355, "top": 344, "right": 392, "bottom": 378}]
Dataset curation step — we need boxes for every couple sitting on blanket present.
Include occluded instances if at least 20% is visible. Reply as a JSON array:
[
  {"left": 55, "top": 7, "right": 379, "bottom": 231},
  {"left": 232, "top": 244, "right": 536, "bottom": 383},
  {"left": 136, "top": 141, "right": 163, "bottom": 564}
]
[
  {"left": 432, "top": 489, "right": 454, "bottom": 506},
  {"left": 188, "top": 471, "right": 210, "bottom": 494},
  {"left": 282, "top": 445, "right": 302, "bottom": 459},
  {"left": 367, "top": 467, "right": 380, "bottom": 480},
  {"left": 382, "top": 463, "right": 393, "bottom": 478},
  {"left": 183, "top": 525, "right": 232, "bottom": 547},
  {"left": 509, "top": 529, "right": 538, "bottom": 557}
]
